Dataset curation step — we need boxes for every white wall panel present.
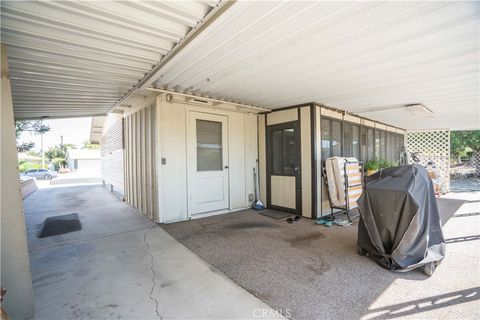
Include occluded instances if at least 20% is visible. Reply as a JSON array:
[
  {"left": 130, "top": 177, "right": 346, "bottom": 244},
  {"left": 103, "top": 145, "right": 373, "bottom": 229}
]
[
  {"left": 101, "top": 117, "right": 124, "bottom": 197},
  {"left": 159, "top": 97, "right": 188, "bottom": 222},
  {"left": 228, "top": 112, "right": 246, "bottom": 210},
  {"left": 101, "top": 150, "right": 124, "bottom": 196},
  {"left": 315, "top": 106, "right": 322, "bottom": 217},
  {"left": 300, "top": 106, "right": 312, "bottom": 218},
  {"left": 157, "top": 95, "right": 258, "bottom": 222},
  {"left": 124, "top": 104, "right": 157, "bottom": 221},
  {"left": 267, "top": 108, "right": 298, "bottom": 125},
  {"left": 270, "top": 176, "right": 296, "bottom": 209},
  {"left": 258, "top": 114, "right": 267, "bottom": 204},
  {"left": 244, "top": 114, "right": 258, "bottom": 206}
]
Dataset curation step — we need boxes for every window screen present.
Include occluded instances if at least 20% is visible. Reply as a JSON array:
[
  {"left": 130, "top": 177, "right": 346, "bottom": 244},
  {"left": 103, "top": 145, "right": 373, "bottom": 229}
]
[
  {"left": 386, "top": 132, "right": 392, "bottom": 161},
  {"left": 343, "top": 123, "right": 352, "bottom": 157},
  {"left": 352, "top": 124, "right": 360, "bottom": 159},
  {"left": 374, "top": 129, "right": 381, "bottom": 159},
  {"left": 379, "top": 130, "right": 386, "bottom": 159},
  {"left": 321, "top": 119, "right": 331, "bottom": 160},
  {"left": 368, "top": 128, "right": 374, "bottom": 160},
  {"left": 270, "top": 127, "right": 297, "bottom": 175},
  {"left": 331, "top": 120, "right": 342, "bottom": 157},
  {"left": 321, "top": 118, "right": 342, "bottom": 160},
  {"left": 196, "top": 120, "right": 222, "bottom": 171},
  {"left": 343, "top": 123, "right": 360, "bottom": 159},
  {"left": 361, "top": 127, "right": 368, "bottom": 162}
]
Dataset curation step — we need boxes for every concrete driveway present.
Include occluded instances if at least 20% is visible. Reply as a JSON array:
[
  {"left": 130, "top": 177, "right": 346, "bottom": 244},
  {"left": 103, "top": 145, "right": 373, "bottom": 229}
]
[{"left": 24, "top": 185, "right": 279, "bottom": 319}]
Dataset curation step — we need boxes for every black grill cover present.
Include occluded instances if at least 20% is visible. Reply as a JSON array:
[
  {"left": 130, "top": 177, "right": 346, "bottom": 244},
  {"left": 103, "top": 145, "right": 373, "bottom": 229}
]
[{"left": 357, "top": 165, "right": 445, "bottom": 271}]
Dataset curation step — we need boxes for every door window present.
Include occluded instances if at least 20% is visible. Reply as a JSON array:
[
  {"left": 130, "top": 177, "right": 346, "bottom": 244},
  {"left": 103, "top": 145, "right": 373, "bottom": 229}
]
[
  {"left": 196, "top": 120, "right": 222, "bottom": 171},
  {"left": 270, "top": 127, "right": 296, "bottom": 175}
]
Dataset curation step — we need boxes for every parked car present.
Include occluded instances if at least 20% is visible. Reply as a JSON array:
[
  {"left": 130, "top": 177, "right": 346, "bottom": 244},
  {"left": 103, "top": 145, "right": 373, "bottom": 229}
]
[{"left": 22, "top": 169, "right": 58, "bottom": 180}]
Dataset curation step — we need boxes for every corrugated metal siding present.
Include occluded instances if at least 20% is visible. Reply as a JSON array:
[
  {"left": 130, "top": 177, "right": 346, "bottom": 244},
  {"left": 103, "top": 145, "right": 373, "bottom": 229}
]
[
  {"left": 101, "top": 118, "right": 125, "bottom": 196},
  {"left": 124, "top": 104, "right": 157, "bottom": 221},
  {"left": 1, "top": 0, "right": 220, "bottom": 119},
  {"left": 151, "top": 1, "right": 479, "bottom": 130},
  {"left": 101, "top": 119, "right": 124, "bottom": 156}
]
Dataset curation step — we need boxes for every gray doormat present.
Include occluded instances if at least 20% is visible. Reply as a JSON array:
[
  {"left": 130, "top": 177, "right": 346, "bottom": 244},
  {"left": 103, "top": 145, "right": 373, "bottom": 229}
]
[
  {"left": 37, "top": 213, "right": 82, "bottom": 238},
  {"left": 258, "top": 210, "right": 291, "bottom": 219}
]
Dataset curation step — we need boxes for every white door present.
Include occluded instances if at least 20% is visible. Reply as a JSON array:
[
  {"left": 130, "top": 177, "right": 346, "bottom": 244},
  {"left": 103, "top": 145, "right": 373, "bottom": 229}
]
[{"left": 188, "top": 112, "right": 229, "bottom": 215}]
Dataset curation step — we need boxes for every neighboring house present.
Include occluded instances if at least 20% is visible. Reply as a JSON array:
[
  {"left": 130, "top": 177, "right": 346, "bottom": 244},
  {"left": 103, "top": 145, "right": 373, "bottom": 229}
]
[{"left": 67, "top": 149, "right": 101, "bottom": 173}]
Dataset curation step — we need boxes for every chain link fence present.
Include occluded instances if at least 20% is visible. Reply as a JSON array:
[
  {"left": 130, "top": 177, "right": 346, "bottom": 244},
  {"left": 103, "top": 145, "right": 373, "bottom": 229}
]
[
  {"left": 450, "top": 151, "right": 480, "bottom": 192},
  {"left": 450, "top": 151, "right": 480, "bottom": 180}
]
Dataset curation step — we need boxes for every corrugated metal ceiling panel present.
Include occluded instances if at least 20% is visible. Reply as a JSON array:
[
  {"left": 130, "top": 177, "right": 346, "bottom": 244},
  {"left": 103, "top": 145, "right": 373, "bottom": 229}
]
[
  {"left": 1, "top": 0, "right": 220, "bottom": 119},
  {"left": 152, "top": 1, "right": 479, "bottom": 130}
]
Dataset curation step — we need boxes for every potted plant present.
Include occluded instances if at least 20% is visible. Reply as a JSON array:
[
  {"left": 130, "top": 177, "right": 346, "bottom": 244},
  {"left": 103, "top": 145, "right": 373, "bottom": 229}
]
[{"left": 365, "top": 159, "right": 380, "bottom": 176}]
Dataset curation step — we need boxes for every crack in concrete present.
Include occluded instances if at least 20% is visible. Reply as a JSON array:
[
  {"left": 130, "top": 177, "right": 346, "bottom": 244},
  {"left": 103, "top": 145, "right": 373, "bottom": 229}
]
[{"left": 143, "top": 227, "right": 162, "bottom": 319}]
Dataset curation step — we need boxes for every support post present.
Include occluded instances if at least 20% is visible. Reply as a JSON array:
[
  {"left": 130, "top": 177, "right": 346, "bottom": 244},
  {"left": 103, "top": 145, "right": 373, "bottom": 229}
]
[{"left": 1, "top": 43, "right": 35, "bottom": 319}]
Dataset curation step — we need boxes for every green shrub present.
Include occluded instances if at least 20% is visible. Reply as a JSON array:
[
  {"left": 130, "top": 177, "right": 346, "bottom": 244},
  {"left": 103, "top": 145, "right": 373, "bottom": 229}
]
[{"left": 19, "top": 161, "right": 41, "bottom": 173}]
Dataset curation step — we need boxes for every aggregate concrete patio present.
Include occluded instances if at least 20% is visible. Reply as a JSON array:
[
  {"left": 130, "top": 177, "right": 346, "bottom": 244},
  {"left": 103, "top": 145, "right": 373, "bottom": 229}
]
[
  {"left": 162, "top": 194, "right": 480, "bottom": 320},
  {"left": 24, "top": 185, "right": 278, "bottom": 320}
]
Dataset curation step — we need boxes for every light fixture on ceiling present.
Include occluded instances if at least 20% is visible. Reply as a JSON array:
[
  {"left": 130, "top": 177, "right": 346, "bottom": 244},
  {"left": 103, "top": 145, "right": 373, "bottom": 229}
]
[
  {"left": 358, "top": 103, "right": 434, "bottom": 118},
  {"left": 405, "top": 104, "right": 435, "bottom": 118}
]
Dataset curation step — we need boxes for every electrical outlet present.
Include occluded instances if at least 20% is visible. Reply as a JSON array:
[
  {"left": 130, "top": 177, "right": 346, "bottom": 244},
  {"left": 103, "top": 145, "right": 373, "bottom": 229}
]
[{"left": 248, "top": 193, "right": 254, "bottom": 201}]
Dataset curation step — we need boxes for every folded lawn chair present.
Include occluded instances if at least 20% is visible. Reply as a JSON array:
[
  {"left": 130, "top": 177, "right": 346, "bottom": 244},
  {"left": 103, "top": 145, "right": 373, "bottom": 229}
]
[{"left": 322, "top": 157, "right": 364, "bottom": 221}]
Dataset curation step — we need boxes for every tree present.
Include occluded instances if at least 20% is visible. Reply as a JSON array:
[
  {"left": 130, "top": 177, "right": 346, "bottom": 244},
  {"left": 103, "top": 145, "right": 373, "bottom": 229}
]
[
  {"left": 451, "top": 130, "right": 480, "bottom": 162},
  {"left": 15, "top": 120, "right": 51, "bottom": 152},
  {"left": 45, "top": 145, "right": 66, "bottom": 161}
]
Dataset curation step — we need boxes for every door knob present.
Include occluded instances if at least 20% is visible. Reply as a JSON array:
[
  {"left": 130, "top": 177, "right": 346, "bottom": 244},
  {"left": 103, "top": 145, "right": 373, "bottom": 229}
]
[{"left": 224, "top": 166, "right": 229, "bottom": 169}]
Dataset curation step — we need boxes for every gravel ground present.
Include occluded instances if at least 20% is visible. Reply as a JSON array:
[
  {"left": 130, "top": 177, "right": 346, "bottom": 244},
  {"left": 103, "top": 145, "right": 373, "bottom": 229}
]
[{"left": 162, "top": 196, "right": 479, "bottom": 320}]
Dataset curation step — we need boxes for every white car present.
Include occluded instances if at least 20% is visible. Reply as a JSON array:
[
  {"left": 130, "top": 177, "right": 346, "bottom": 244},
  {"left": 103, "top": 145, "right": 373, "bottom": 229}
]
[{"left": 23, "top": 169, "right": 58, "bottom": 180}]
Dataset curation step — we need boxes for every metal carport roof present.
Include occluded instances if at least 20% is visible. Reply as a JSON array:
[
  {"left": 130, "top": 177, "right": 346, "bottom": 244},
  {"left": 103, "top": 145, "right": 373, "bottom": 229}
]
[
  {"left": 1, "top": 0, "right": 222, "bottom": 119},
  {"left": 2, "top": 1, "right": 478, "bottom": 130},
  {"left": 147, "top": 1, "right": 479, "bottom": 130}
]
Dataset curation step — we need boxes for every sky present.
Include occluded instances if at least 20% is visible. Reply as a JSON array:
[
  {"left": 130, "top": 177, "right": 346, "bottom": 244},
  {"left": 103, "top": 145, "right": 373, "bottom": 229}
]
[{"left": 18, "top": 117, "right": 92, "bottom": 152}]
